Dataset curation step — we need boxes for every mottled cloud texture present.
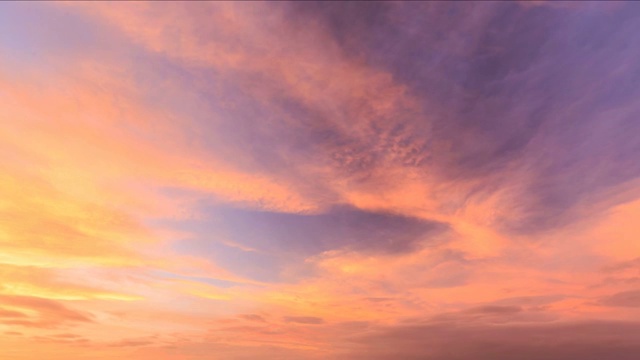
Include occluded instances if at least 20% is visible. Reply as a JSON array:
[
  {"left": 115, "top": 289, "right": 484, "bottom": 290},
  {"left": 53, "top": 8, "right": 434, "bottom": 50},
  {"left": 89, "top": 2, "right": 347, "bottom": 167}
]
[{"left": 1, "top": 2, "right": 640, "bottom": 359}]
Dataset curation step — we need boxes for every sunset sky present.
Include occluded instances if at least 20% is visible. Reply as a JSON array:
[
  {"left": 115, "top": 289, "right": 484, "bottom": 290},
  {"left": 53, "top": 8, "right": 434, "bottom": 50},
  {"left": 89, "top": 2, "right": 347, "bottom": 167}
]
[{"left": 1, "top": 2, "right": 640, "bottom": 359}]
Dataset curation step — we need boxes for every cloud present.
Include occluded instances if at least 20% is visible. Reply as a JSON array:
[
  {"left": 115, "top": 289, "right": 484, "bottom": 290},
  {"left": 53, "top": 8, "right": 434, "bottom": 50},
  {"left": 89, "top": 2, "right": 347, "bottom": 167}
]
[
  {"left": 0, "top": 308, "right": 29, "bottom": 319},
  {"left": 195, "top": 204, "right": 447, "bottom": 255},
  {"left": 598, "top": 290, "right": 640, "bottom": 308},
  {"left": 239, "top": 314, "right": 267, "bottom": 323},
  {"left": 107, "top": 337, "right": 157, "bottom": 348},
  {"left": 282, "top": 1, "right": 640, "bottom": 235},
  {"left": 0, "top": 295, "right": 93, "bottom": 328},
  {"left": 342, "top": 320, "right": 640, "bottom": 360},
  {"left": 0, "top": 264, "right": 142, "bottom": 301},
  {"left": 170, "top": 204, "right": 449, "bottom": 283},
  {"left": 283, "top": 316, "right": 325, "bottom": 325}
]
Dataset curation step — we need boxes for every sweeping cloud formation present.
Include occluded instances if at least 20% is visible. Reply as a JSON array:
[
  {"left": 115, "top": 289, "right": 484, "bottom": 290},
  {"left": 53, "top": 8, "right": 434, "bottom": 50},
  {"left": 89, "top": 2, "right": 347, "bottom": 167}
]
[{"left": 1, "top": 2, "right": 640, "bottom": 359}]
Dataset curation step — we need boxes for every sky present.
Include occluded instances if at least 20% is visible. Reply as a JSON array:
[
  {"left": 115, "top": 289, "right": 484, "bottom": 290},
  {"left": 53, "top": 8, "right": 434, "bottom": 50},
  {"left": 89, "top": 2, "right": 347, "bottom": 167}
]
[{"left": 1, "top": 1, "right": 640, "bottom": 359}]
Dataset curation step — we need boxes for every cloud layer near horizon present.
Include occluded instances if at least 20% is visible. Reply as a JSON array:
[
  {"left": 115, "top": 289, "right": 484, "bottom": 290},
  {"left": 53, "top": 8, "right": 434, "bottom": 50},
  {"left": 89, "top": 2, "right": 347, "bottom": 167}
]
[{"left": 1, "top": 2, "right": 640, "bottom": 359}]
